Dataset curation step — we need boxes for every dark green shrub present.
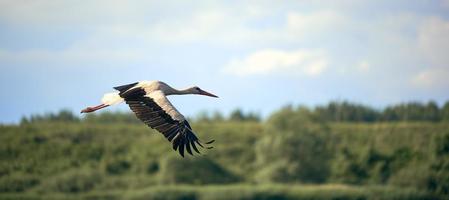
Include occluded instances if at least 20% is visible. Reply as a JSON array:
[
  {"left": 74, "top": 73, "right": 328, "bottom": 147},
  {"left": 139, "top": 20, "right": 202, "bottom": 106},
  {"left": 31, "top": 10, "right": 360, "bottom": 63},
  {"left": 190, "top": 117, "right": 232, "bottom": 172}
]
[
  {"left": 39, "top": 169, "right": 102, "bottom": 193},
  {"left": 332, "top": 146, "right": 415, "bottom": 184},
  {"left": 147, "top": 161, "right": 159, "bottom": 174},
  {"left": 159, "top": 155, "right": 239, "bottom": 185},
  {"left": 427, "top": 133, "right": 449, "bottom": 197},
  {"left": 254, "top": 129, "right": 332, "bottom": 183},
  {"left": 106, "top": 160, "right": 131, "bottom": 175},
  {"left": 255, "top": 111, "right": 332, "bottom": 183},
  {"left": 0, "top": 174, "right": 39, "bottom": 192}
]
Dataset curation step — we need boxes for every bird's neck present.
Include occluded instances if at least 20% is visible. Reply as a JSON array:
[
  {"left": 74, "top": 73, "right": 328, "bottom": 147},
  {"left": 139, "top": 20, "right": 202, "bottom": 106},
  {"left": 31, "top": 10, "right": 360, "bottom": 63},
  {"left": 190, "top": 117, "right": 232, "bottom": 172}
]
[{"left": 165, "top": 87, "right": 192, "bottom": 96}]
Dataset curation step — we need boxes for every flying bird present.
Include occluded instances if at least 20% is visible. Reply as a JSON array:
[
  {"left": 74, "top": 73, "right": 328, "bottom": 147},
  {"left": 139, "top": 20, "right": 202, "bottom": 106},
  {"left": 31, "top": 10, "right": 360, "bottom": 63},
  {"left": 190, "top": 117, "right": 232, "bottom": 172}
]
[{"left": 81, "top": 81, "right": 218, "bottom": 157}]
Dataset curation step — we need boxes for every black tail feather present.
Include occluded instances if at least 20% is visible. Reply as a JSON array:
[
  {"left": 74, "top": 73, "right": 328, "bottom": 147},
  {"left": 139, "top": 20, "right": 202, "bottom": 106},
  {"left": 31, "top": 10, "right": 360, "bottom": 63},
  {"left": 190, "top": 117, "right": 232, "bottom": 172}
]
[{"left": 113, "top": 82, "right": 138, "bottom": 93}]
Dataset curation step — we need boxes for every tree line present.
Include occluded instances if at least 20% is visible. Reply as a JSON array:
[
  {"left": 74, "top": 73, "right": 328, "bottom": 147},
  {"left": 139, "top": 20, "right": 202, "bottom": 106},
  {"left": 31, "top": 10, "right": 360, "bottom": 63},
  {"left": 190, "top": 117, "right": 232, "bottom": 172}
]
[
  {"left": 20, "top": 100, "right": 449, "bottom": 124},
  {"left": 315, "top": 101, "right": 449, "bottom": 122}
]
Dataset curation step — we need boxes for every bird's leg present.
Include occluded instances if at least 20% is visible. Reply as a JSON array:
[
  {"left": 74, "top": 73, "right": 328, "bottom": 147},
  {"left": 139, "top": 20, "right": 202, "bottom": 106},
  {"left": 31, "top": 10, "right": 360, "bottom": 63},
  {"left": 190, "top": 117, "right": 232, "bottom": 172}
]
[{"left": 81, "top": 104, "right": 109, "bottom": 113}]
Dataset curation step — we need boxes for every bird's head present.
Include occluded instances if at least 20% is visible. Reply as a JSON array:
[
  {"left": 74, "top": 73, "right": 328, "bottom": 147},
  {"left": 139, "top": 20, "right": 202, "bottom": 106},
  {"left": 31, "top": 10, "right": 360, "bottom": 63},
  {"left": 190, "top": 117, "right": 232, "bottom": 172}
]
[{"left": 189, "top": 86, "right": 219, "bottom": 98}]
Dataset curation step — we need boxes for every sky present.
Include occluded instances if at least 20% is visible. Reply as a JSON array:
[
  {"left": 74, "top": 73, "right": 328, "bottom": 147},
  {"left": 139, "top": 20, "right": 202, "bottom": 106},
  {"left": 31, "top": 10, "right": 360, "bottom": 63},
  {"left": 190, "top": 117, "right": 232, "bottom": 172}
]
[{"left": 1, "top": 0, "right": 449, "bottom": 123}]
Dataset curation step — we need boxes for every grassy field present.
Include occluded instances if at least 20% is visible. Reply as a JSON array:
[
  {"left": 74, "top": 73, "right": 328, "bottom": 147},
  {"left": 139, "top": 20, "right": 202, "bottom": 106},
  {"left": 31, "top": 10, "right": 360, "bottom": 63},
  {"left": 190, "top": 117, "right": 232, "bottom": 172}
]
[
  {"left": 0, "top": 184, "right": 436, "bottom": 200},
  {"left": 0, "top": 120, "right": 448, "bottom": 199}
]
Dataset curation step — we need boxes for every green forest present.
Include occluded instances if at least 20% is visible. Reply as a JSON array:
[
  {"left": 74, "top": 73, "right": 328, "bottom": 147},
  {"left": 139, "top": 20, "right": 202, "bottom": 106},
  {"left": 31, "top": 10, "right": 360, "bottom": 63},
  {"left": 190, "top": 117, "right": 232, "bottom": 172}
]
[{"left": 1, "top": 101, "right": 449, "bottom": 200}]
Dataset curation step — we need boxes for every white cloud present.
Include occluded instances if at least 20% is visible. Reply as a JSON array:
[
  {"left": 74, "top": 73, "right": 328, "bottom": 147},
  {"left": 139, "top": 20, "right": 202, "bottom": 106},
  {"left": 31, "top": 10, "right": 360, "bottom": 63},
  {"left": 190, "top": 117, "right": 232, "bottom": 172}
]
[
  {"left": 286, "top": 10, "right": 346, "bottom": 36},
  {"left": 223, "top": 49, "right": 328, "bottom": 77},
  {"left": 147, "top": 11, "right": 239, "bottom": 44},
  {"left": 412, "top": 68, "right": 449, "bottom": 88},
  {"left": 0, "top": 1, "right": 354, "bottom": 46},
  {"left": 1, "top": 1, "right": 448, "bottom": 86},
  {"left": 418, "top": 17, "right": 449, "bottom": 68},
  {"left": 410, "top": 16, "right": 449, "bottom": 90},
  {"left": 0, "top": 47, "right": 146, "bottom": 67},
  {"left": 0, "top": 1, "right": 159, "bottom": 27},
  {"left": 357, "top": 61, "right": 370, "bottom": 72}
]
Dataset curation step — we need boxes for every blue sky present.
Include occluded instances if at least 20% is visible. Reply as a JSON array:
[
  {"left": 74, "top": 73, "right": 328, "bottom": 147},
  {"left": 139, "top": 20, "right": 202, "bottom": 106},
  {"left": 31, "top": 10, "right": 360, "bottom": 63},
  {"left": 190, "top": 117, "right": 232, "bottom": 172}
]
[{"left": 1, "top": 0, "right": 449, "bottom": 123}]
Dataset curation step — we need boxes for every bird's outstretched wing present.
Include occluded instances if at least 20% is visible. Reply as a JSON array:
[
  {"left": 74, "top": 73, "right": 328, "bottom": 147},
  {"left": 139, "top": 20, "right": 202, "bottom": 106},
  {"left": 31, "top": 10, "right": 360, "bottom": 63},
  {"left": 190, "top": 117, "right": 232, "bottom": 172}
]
[{"left": 114, "top": 85, "right": 213, "bottom": 157}]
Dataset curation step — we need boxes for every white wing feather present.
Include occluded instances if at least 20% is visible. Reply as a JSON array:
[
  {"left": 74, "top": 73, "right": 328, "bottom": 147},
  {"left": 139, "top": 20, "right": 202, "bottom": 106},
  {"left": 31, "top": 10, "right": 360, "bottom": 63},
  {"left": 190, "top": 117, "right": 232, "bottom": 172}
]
[{"left": 146, "top": 91, "right": 185, "bottom": 121}]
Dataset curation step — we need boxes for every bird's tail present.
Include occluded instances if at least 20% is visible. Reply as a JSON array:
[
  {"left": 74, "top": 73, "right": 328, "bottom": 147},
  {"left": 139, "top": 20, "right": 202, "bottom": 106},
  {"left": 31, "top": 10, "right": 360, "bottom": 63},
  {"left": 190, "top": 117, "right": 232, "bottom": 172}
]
[
  {"left": 81, "top": 92, "right": 123, "bottom": 114},
  {"left": 101, "top": 92, "right": 124, "bottom": 105}
]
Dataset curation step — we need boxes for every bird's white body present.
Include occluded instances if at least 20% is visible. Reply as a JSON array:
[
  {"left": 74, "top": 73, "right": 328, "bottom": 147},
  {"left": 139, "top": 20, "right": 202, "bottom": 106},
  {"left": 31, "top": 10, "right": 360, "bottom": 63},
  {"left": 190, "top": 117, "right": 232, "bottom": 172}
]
[{"left": 100, "top": 81, "right": 160, "bottom": 105}]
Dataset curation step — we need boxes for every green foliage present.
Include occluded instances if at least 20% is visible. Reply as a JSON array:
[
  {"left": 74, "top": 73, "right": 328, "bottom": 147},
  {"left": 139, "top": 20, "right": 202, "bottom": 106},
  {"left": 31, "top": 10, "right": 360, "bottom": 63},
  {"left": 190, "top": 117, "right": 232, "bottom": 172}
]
[
  {"left": 195, "top": 110, "right": 225, "bottom": 123},
  {"left": 0, "top": 184, "right": 438, "bottom": 200},
  {"left": 106, "top": 160, "right": 131, "bottom": 175},
  {"left": 19, "top": 100, "right": 449, "bottom": 125},
  {"left": 442, "top": 102, "right": 449, "bottom": 121},
  {"left": 228, "top": 109, "right": 260, "bottom": 122},
  {"left": 313, "top": 100, "right": 446, "bottom": 122},
  {"left": 435, "top": 132, "right": 449, "bottom": 156},
  {"left": 388, "top": 163, "right": 431, "bottom": 190},
  {"left": 229, "top": 109, "right": 245, "bottom": 121},
  {"left": 159, "top": 155, "right": 239, "bottom": 185},
  {"left": 3, "top": 102, "right": 449, "bottom": 199},
  {"left": 266, "top": 105, "right": 321, "bottom": 129},
  {"left": 37, "top": 169, "right": 102, "bottom": 193},
  {"left": 427, "top": 132, "right": 449, "bottom": 198},
  {"left": 331, "top": 146, "right": 414, "bottom": 184},
  {"left": 255, "top": 129, "right": 332, "bottom": 183},
  {"left": 146, "top": 160, "right": 159, "bottom": 174},
  {"left": 83, "top": 111, "right": 141, "bottom": 124},
  {"left": 315, "top": 101, "right": 380, "bottom": 122},
  {"left": 382, "top": 101, "right": 441, "bottom": 121},
  {"left": 21, "top": 109, "right": 80, "bottom": 124},
  {"left": 254, "top": 105, "right": 333, "bottom": 183},
  {"left": 0, "top": 174, "right": 39, "bottom": 192}
]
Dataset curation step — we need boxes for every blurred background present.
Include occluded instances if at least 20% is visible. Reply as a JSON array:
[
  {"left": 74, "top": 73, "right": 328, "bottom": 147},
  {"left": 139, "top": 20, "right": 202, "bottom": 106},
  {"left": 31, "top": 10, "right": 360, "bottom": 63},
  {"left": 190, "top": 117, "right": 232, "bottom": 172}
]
[{"left": 1, "top": 1, "right": 449, "bottom": 200}]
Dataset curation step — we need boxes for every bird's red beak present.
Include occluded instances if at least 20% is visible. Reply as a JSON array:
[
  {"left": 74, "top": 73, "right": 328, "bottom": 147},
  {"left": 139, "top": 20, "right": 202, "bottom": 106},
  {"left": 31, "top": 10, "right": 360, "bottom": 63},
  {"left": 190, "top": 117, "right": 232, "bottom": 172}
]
[{"left": 199, "top": 90, "right": 219, "bottom": 98}]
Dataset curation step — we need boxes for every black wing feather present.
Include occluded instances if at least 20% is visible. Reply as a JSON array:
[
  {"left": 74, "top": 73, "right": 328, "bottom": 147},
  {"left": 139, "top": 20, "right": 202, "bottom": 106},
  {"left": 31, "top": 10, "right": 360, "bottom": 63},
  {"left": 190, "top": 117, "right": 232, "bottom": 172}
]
[
  {"left": 115, "top": 86, "right": 212, "bottom": 156},
  {"left": 185, "top": 140, "right": 193, "bottom": 155},
  {"left": 114, "top": 82, "right": 138, "bottom": 93}
]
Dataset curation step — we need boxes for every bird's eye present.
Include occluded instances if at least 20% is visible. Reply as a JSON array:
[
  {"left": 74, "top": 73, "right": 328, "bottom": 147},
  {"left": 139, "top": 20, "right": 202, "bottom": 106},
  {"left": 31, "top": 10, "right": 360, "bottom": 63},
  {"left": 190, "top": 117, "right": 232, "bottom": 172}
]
[{"left": 195, "top": 87, "right": 201, "bottom": 91}]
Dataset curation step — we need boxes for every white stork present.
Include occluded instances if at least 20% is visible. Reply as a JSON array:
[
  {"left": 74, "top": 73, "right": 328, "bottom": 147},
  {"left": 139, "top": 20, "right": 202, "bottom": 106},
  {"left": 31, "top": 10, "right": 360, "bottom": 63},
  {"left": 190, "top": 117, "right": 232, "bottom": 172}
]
[{"left": 81, "top": 81, "right": 218, "bottom": 157}]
